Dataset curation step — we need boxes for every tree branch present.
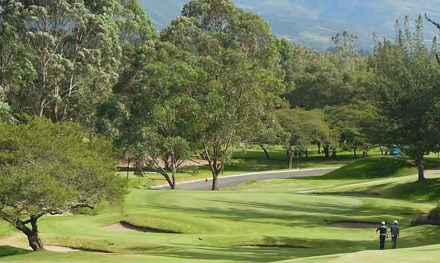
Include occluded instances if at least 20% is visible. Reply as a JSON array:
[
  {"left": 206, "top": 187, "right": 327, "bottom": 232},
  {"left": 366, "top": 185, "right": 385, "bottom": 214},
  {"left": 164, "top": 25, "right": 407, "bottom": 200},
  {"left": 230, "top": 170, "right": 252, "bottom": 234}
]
[
  {"left": 425, "top": 15, "right": 440, "bottom": 30},
  {"left": 69, "top": 203, "right": 95, "bottom": 210}
]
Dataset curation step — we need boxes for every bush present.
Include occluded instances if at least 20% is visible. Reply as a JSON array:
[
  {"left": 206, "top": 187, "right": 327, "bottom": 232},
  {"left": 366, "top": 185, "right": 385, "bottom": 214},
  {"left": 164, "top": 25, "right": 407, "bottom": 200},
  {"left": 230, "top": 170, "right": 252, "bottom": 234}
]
[{"left": 411, "top": 206, "right": 440, "bottom": 226}]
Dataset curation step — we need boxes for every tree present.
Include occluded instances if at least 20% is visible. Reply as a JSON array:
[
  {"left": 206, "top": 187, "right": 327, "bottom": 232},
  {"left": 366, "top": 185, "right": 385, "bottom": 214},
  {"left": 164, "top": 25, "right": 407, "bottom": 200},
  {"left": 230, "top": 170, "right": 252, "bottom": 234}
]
[
  {"left": 0, "top": 0, "right": 156, "bottom": 127},
  {"left": 277, "top": 108, "right": 331, "bottom": 168},
  {"left": 425, "top": 15, "right": 440, "bottom": 64},
  {"left": 324, "top": 103, "right": 376, "bottom": 159},
  {"left": 330, "top": 30, "right": 359, "bottom": 55},
  {"left": 98, "top": 42, "right": 204, "bottom": 189},
  {"left": 0, "top": 118, "right": 126, "bottom": 251},
  {"left": 286, "top": 51, "right": 361, "bottom": 109},
  {"left": 161, "top": 0, "right": 285, "bottom": 190},
  {"left": 369, "top": 16, "right": 440, "bottom": 181}
]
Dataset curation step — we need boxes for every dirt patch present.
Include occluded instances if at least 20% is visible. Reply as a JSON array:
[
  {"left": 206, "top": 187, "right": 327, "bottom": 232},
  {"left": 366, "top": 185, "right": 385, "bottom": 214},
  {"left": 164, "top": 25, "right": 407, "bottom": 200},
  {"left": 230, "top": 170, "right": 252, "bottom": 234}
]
[
  {"left": 329, "top": 221, "right": 378, "bottom": 228},
  {"left": 104, "top": 221, "right": 180, "bottom": 234}
]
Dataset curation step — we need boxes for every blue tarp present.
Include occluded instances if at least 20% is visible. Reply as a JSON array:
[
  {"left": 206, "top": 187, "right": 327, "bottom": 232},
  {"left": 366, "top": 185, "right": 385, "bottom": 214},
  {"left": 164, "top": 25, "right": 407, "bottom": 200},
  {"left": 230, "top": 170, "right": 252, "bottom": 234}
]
[{"left": 391, "top": 146, "right": 401, "bottom": 156}]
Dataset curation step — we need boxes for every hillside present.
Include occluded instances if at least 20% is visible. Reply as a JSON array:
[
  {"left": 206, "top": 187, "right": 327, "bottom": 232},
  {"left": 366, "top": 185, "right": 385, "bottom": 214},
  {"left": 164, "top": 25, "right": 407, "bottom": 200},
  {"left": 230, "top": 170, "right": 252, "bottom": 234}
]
[{"left": 140, "top": 0, "right": 440, "bottom": 50}]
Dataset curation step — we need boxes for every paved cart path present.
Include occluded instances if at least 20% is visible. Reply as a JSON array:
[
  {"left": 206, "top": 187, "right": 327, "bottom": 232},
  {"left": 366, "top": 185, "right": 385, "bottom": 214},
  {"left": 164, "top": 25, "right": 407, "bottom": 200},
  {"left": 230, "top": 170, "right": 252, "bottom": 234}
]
[{"left": 150, "top": 167, "right": 337, "bottom": 190}]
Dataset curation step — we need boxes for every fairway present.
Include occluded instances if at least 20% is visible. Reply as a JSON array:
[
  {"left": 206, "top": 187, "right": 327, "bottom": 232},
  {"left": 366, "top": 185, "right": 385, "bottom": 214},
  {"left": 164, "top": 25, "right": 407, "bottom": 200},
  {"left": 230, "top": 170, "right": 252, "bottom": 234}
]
[
  {"left": 3, "top": 0, "right": 440, "bottom": 262},
  {"left": 1, "top": 161, "right": 439, "bottom": 262}
]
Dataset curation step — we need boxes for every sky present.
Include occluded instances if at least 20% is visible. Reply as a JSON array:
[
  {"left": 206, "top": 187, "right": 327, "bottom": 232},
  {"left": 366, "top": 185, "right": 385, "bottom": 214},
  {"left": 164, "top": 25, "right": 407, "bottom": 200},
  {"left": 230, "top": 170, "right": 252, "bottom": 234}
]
[{"left": 140, "top": 0, "right": 440, "bottom": 50}]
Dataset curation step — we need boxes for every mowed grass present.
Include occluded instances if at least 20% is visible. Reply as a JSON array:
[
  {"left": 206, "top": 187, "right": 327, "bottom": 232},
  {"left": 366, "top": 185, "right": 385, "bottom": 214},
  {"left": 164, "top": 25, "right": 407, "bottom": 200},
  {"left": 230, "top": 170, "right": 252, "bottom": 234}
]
[
  {"left": 278, "top": 244, "right": 440, "bottom": 263},
  {"left": 1, "top": 157, "right": 440, "bottom": 262}
]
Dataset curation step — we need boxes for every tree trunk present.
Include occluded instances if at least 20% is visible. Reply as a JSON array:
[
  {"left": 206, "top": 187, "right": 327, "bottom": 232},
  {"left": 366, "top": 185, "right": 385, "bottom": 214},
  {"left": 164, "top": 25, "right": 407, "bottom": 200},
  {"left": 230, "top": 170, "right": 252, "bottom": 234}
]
[
  {"left": 171, "top": 163, "right": 177, "bottom": 189},
  {"left": 26, "top": 231, "right": 44, "bottom": 251},
  {"left": 211, "top": 170, "right": 219, "bottom": 190},
  {"left": 126, "top": 158, "right": 130, "bottom": 179},
  {"left": 353, "top": 147, "right": 357, "bottom": 159},
  {"left": 286, "top": 149, "right": 293, "bottom": 169},
  {"left": 317, "top": 142, "right": 321, "bottom": 154},
  {"left": 305, "top": 147, "right": 308, "bottom": 159},
  {"left": 323, "top": 145, "right": 330, "bottom": 159},
  {"left": 331, "top": 148, "right": 337, "bottom": 159},
  {"left": 158, "top": 168, "right": 175, "bottom": 190},
  {"left": 259, "top": 144, "right": 271, "bottom": 160},
  {"left": 23, "top": 218, "right": 44, "bottom": 251},
  {"left": 205, "top": 144, "right": 222, "bottom": 191},
  {"left": 379, "top": 146, "right": 384, "bottom": 156},
  {"left": 52, "top": 86, "right": 60, "bottom": 122},
  {"left": 416, "top": 157, "right": 425, "bottom": 182}
]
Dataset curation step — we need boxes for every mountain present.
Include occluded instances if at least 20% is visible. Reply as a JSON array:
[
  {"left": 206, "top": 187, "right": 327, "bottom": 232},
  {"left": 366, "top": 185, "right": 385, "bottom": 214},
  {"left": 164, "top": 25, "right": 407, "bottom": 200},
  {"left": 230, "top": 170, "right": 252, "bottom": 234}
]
[{"left": 139, "top": 0, "right": 440, "bottom": 50}]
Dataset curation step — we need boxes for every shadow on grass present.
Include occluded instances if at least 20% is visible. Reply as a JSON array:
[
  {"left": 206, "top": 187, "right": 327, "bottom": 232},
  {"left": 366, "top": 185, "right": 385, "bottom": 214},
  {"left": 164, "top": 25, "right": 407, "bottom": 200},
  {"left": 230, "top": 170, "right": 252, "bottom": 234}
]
[
  {"left": 146, "top": 195, "right": 425, "bottom": 231},
  {"left": 384, "top": 178, "right": 440, "bottom": 201},
  {"left": 147, "top": 197, "right": 357, "bottom": 227},
  {"left": 129, "top": 238, "right": 378, "bottom": 262},
  {"left": 0, "top": 246, "right": 31, "bottom": 258}
]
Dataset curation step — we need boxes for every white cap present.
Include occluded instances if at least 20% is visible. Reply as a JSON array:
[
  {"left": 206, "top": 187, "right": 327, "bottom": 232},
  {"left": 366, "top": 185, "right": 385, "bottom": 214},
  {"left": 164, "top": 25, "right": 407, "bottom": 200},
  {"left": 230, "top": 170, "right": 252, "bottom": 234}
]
[
  {"left": 394, "top": 220, "right": 398, "bottom": 224},
  {"left": 381, "top": 221, "right": 386, "bottom": 225}
]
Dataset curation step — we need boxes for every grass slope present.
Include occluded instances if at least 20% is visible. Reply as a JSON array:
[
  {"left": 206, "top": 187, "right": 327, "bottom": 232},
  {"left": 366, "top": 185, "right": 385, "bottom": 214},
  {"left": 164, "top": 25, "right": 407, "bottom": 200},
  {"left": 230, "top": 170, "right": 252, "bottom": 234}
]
[
  {"left": 1, "top": 157, "right": 439, "bottom": 262},
  {"left": 324, "top": 157, "right": 415, "bottom": 179}
]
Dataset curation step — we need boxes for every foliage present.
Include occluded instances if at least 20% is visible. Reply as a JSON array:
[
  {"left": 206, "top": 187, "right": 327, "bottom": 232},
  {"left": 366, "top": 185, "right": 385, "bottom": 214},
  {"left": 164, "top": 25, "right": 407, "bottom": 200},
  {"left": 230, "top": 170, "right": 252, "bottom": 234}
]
[
  {"left": 324, "top": 103, "right": 377, "bottom": 158},
  {"left": 0, "top": 118, "right": 126, "bottom": 250},
  {"left": 0, "top": 0, "right": 156, "bottom": 127},
  {"left": 329, "top": 30, "right": 359, "bottom": 55},
  {"left": 0, "top": 86, "right": 14, "bottom": 123},
  {"left": 369, "top": 16, "right": 440, "bottom": 181},
  {"left": 98, "top": 42, "right": 205, "bottom": 189},
  {"left": 286, "top": 49, "right": 367, "bottom": 109},
  {"left": 276, "top": 108, "right": 331, "bottom": 167},
  {"left": 160, "top": 0, "right": 285, "bottom": 190}
]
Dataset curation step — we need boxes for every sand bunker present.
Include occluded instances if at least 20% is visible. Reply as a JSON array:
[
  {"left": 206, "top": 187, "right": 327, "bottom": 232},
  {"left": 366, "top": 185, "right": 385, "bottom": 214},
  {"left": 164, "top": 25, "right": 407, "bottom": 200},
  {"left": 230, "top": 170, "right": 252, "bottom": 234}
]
[{"left": 44, "top": 246, "right": 80, "bottom": 253}]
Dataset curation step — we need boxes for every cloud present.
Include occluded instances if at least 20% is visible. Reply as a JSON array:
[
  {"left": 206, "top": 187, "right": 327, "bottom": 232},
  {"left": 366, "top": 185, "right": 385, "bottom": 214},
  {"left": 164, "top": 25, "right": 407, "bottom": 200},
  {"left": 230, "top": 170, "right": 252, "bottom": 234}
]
[
  {"left": 315, "top": 25, "right": 338, "bottom": 34},
  {"left": 299, "top": 31, "right": 331, "bottom": 44},
  {"left": 367, "top": 0, "right": 440, "bottom": 16},
  {"left": 237, "top": 0, "right": 321, "bottom": 20}
]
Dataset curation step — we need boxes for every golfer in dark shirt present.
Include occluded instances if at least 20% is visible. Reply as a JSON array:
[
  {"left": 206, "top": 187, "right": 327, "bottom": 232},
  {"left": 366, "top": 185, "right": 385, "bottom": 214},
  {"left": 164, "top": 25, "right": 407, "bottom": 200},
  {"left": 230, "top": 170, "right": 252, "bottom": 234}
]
[{"left": 376, "top": 221, "right": 388, "bottom": 250}]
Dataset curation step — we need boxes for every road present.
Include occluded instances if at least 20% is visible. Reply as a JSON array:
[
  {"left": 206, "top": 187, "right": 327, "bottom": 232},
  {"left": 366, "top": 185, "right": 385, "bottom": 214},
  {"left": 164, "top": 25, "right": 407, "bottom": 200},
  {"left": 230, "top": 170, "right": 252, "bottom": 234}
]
[{"left": 150, "top": 167, "right": 337, "bottom": 190}]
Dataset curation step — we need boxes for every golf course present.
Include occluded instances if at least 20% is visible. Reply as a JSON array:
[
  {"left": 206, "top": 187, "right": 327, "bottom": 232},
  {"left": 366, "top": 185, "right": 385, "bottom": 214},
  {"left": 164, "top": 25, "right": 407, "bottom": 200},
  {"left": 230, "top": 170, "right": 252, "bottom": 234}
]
[
  {"left": 1, "top": 153, "right": 439, "bottom": 263},
  {"left": 2, "top": 0, "right": 440, "bottom": 262}
]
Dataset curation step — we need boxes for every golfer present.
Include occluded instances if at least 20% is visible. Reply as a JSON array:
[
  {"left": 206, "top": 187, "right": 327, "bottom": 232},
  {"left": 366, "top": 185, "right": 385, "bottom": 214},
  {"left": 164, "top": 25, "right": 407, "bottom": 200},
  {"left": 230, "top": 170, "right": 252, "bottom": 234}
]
[
  {"left": 390, "top": 220, "right": 400, "bottom": 249},
  {"left": 376, "top": 221, "right": 388, "bottom": 250}
]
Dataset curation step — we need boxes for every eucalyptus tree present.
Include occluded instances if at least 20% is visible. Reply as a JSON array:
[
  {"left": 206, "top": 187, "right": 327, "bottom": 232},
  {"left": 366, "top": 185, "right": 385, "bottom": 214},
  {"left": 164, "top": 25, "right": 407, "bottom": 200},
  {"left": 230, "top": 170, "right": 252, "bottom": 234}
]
[
  {"left": 0, "top": 0, "right": 156, "bottom": 127},
  {"left": 369, "top": 16, "right": 440, "bottom": 181},
  {"left": 160, "top": 0, "right": 285, "bottom": 190},
  {"left": 0, "top": 119, "right": 126, "bottom": 251},
  {"left": 330, "top": 30, "right": 359, "bottom": 55}
]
